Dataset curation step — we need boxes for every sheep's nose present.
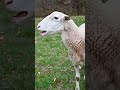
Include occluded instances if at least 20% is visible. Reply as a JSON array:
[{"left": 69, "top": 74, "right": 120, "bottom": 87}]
[
  {"left": 37, "top": 26, "right": 41, "bottom": 28},
  {"left": 5, "top": 0, "right": 13, "bottom": 5}
]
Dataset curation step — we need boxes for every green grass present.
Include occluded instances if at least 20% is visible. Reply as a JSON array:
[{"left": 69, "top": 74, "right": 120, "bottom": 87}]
[
  {"left": 0, "top": 1, "right": 34, "bottom": 89},
  {"left": 35, "top": 16, "right": 85, "bottom": 90}
]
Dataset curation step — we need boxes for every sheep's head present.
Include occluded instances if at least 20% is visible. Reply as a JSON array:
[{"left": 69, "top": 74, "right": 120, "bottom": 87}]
[
  {"left": 5, "top": 0, "right": 34, "bottom": 24},
  {"left": 37, "top": 11, "right": 70, "bottom": 36}
]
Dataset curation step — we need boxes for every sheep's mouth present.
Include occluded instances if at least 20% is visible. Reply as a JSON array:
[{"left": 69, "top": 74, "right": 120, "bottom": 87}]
[
  {"left": 40, "top": 30, "right": 47, "bottom": 36},
  {"left": 13, "top": 11, "right": 28, "bottom": 18},
  {"left": 12, "top": 11, "right": 28, "bottom": 22}
]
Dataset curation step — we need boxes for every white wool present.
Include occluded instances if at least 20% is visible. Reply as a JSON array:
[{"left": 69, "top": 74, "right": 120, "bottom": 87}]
[{"left": 79, "top": 23, "right": 85, "bottom": 40}]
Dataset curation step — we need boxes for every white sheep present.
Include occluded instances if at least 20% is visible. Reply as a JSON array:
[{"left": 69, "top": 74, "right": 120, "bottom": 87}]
[{"left": 37, "top": 11, "right": 85, "bottom": 90}]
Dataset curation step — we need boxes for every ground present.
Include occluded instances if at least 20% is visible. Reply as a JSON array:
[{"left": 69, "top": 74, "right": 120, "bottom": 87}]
[
  {"left": 0, "top": 2, "right": 34, "bottom": 89},
  {"left": 35, "top": 16, "right": 85, "bottom": 90}
]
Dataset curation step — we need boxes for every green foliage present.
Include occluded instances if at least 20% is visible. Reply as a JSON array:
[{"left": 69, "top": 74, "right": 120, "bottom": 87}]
[{"left": 35, "top": 16, "right": 85, "bottom": 90}]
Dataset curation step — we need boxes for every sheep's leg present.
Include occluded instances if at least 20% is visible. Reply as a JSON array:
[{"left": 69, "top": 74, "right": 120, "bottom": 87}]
[
  {"left": 84, "top": 75, "right": 85, "bottom": 80},
  {"left": 74, "top": 65, "right": 80, "bottom": 90},
  {"left": 68, "top": 51, "right": 80, "bottom": 90},
  {"left": 79, "top": 65, "right": 82, "bottom": 70}
]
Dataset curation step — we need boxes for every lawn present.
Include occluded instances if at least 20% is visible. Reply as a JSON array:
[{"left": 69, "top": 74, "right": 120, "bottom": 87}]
[
  {"left": 35, "top": 16, "right": 85, "bottom": 90},
  {"left": 0, "top": 1, "right": 34, "bottom": 89}
]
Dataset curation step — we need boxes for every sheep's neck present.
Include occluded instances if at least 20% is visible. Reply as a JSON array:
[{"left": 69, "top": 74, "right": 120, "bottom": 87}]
[
  {"left": 60, "top": 26, "right": 84, "bottom": 53},
  {"left": 61, "top": 19, "right": 84, "bottom": 51}
]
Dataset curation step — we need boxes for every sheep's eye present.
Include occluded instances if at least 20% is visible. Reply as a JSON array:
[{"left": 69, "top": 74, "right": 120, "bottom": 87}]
[
  {"left": 102, "top": 0, "right": 108, "bottom": 3},
  {"left": 54, "top": 17, "right": 59, "bottom": 19}
]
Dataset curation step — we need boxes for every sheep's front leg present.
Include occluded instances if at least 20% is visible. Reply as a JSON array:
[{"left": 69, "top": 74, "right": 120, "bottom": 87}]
[
  {"left": 74, "top": 65, "right": 80, "bottom": 90},
  {"left": 68, "top": 51, "right": 80, "bottom": 90}
]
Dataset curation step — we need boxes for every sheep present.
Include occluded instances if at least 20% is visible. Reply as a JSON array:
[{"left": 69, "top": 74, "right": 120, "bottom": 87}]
[
  {"left": 86, "top": 0, "right": 120, "bottom": 89},
  {"left": 5, "top": 0, "right": 34, "bottom": 24},
  {"left": 37, "top": 11, "right": 85, "bottom": 90}
]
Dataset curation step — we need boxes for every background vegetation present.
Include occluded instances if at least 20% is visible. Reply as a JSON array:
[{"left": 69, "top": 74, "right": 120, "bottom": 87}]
[{"left": 35, "top": 0, "right": 85, "bottom": 17}]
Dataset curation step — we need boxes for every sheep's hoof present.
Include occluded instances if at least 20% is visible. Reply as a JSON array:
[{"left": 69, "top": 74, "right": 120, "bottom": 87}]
[{"left": 75, "top": 87, "right": 80, "bottom": 90}]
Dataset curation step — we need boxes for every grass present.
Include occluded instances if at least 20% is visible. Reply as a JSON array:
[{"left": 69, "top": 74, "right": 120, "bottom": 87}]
[
  {"left": 35, "top": 16, "right": 85, "bottom": 90},
  {"left": 0, "top": 1, "right": 34, "bottom": 89}
]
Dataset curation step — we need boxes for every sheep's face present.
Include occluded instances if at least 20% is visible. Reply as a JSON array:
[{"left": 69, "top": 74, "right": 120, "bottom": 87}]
[
  {"left": 5, "top": 0, "right": 34, "bottom": 24},
  {"left": 37, "top": 11, "right": 70, "bottom": 36}
]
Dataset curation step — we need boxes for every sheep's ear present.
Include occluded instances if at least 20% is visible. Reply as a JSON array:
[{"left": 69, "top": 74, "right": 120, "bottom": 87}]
[{"left": 64, "top": 16, "right": 70, "bottom": 21}]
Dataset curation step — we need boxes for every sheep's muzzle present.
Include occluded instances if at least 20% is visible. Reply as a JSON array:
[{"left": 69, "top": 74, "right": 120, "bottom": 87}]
[{"left": 40, "top": 30, "right": 47, "bottom": 36}]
